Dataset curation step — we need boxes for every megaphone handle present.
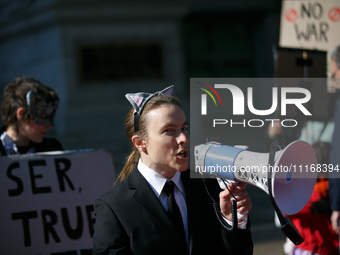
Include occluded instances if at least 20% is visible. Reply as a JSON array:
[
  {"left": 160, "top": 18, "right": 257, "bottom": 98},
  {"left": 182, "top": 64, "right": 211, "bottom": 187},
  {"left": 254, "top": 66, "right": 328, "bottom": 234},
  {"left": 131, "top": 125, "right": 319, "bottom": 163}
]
[
  {"left": 213, "top": 199, "right": 238, "bottom": 232},
  {"left": 203, "top": 178, "right": 238, "bottom": 232}
]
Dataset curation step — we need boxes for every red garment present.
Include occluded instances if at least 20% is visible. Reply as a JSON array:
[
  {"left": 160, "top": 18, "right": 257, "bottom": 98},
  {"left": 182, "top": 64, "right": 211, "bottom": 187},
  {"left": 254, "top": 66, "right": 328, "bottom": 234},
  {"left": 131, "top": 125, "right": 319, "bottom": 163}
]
[
  {"left": 314, "top": 178, "right": 329, "bottom": 200},
  {"left": 289, "top": 182, "right": 339, "bottom": 255}
]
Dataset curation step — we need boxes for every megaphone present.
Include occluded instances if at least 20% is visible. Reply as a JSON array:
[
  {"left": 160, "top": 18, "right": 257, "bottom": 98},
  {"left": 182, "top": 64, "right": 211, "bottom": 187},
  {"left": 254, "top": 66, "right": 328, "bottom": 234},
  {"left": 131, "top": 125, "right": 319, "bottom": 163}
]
[{"left": 194, "top": 140, "right": 318, "bottom": 215}]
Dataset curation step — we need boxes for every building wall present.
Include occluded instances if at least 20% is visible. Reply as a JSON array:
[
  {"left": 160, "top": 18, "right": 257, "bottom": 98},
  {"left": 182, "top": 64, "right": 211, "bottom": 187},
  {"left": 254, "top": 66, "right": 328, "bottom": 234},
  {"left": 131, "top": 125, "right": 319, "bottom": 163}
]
[
  {"left": 0, "top": 0, "right": 286, "bottom": 244},
  {"left": 0, "top": 0, "right": 188, "bottom": 172},
  {"left": 60, "top": 12, "right": 187, "bottom": 171}
]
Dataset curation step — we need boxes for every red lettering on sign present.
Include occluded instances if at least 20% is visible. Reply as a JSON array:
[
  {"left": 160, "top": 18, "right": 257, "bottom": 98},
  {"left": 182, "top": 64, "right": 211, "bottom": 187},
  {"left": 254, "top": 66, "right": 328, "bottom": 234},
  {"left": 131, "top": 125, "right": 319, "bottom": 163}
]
[
  {"left": 328, "top": 7, "right": 340, "bottom": 22},
  {"left": 285, "top": 8, "right": 298, "bottom": 23}
]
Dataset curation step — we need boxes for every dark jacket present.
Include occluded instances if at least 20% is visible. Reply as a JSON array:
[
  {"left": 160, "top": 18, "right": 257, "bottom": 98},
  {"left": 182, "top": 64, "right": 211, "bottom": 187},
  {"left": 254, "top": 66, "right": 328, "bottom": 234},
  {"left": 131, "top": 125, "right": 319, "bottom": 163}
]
[
  {"left": 329, "top": 98, "right": 340, "bottom": 211},
  {"left": 93, "top": 168, "right": 253, "bottom": 255}
]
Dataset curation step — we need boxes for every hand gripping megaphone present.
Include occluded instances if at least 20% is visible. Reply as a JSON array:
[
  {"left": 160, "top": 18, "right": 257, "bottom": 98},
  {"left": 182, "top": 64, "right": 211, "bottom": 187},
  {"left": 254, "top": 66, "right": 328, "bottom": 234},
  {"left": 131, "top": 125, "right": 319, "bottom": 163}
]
[{"left": 194, "top": 140, "right": 318, "bottom": 244}]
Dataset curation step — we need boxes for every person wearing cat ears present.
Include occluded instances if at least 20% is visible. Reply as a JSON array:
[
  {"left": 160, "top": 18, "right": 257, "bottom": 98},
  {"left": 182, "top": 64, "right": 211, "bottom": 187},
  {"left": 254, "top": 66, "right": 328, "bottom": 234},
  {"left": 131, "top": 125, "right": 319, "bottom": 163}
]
[{"left": 93, "top": 85, "right": 253, "bottom": 255}]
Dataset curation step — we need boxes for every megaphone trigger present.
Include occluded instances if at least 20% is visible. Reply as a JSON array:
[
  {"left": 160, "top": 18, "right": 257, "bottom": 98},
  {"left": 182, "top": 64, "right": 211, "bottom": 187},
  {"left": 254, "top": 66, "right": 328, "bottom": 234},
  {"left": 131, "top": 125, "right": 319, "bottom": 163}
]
[
  {"left": 217, "top": 178, "right": 238, "bottom": 201},
  {"left": 217, "top": 178, "right": 235, "bottom": 190}
]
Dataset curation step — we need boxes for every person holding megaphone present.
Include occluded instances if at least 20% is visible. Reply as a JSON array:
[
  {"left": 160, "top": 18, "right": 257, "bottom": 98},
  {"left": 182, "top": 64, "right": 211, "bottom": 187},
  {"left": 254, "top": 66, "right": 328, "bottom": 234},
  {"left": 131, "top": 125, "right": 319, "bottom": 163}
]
[{"left": 92, "top": 86, "right": 253, "bottom": 255}]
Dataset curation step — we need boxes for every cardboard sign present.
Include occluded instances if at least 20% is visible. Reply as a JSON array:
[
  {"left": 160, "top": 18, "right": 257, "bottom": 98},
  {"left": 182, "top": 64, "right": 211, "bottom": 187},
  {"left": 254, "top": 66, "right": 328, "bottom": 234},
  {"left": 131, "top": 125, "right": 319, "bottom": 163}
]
[
  {"left": 0, "top": 149, "right": 115, "bottom": 255},
  {"left": 279, "top": 0, "right": 340, "bottom": 54}
]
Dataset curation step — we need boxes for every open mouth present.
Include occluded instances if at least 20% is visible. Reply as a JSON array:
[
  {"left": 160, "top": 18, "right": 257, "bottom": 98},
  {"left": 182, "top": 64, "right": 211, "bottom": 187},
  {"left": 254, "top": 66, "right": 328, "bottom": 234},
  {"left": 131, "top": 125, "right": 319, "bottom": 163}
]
[{"left": 177, "top": 150, "right": 188, "bottom": 158}]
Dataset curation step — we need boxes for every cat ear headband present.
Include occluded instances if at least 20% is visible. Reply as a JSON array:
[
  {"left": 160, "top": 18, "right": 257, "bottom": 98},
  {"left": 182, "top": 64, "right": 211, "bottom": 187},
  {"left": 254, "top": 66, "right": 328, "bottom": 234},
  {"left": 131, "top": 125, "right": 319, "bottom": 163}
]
[{"left": 125, "top": 85, "right": 174, "bottom": 132}]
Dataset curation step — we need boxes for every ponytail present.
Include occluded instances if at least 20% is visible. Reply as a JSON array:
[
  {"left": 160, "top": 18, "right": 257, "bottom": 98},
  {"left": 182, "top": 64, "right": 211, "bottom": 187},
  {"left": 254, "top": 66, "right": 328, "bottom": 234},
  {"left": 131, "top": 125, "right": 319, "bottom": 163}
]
[{"left": 116, "top": 149, "right": 139, "bottom": 184}]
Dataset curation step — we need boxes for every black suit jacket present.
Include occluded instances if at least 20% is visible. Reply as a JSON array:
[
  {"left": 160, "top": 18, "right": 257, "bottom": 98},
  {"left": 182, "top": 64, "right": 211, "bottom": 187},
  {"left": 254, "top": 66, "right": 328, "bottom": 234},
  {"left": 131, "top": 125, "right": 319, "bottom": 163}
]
[{"left": 93, "top": 168, "right": 253, "bottom": 255}]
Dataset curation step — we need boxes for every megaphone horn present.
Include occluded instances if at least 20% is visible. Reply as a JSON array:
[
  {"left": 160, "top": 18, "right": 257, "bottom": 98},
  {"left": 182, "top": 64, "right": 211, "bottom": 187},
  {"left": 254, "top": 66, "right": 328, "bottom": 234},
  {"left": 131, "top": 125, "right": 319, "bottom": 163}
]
[{"left": 194, "top": 140, "right": 318, "bottom": 215}]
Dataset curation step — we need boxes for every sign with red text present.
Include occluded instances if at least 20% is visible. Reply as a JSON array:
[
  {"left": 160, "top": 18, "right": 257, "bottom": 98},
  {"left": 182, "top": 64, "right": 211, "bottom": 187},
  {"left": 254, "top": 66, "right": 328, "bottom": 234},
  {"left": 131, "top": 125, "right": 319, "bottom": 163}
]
[
  {"left": 280, "top": 0, "right": 340, "bottom": 53},
  {"left": 0, "top": 149, "right": 115, "bottom": 255}
]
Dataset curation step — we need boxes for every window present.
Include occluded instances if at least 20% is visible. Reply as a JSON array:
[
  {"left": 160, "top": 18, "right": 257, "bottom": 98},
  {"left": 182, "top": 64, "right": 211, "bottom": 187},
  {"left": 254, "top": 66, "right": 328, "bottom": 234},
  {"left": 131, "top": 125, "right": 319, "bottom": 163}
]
[{"left": 79, "top": 43, "right": 162, "bottom": 83}]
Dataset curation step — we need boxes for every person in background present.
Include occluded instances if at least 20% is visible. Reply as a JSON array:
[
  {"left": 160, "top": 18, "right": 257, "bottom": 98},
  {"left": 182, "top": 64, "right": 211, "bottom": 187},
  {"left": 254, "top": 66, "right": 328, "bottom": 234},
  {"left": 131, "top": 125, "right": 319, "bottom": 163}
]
[
  {"left": 268, "top": 47, "right": 340, "bottom": 255},
  {"left": 283, "top": 141, "right": 338, "bottom": 255},
  {"left": 329, "top": 45, "right": 340, "bottom": 240},
  {"left": 0, "top": 76, "right": 62, "bottom": 156},
  {"left": 93, "top": 85, "right": 253, "bottom": 255}
]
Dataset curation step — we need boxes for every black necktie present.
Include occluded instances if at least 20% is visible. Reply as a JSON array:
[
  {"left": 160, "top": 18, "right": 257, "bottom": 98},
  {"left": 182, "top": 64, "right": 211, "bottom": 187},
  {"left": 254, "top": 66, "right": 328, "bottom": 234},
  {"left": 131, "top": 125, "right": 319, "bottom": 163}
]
[{"left": 163, "top": 181, "right": 186, "bottom": 242}]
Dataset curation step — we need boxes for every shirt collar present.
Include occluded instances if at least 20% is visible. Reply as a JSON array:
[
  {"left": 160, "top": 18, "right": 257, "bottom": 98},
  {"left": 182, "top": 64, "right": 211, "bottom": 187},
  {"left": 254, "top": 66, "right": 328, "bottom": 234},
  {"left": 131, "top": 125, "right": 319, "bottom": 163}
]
[
  {"left": 1, "top": 131, "right": 18, "bottom": 155},
  {"left": 0, "top": 131, "right": 35, "bottom": 156},
  {"left": 137, "top": 159, "right": 185, "bottom": 198}
]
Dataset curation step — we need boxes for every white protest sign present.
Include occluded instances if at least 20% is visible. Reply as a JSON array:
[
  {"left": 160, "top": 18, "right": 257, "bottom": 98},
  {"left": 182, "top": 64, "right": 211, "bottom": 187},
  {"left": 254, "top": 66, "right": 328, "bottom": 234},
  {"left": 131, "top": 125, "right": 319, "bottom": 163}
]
[
  {"left": 0, "top": 149, "right": 115, "bottom": 255},
  {"left": 280, "top": 0, "right": 340, "bottom": 53}
]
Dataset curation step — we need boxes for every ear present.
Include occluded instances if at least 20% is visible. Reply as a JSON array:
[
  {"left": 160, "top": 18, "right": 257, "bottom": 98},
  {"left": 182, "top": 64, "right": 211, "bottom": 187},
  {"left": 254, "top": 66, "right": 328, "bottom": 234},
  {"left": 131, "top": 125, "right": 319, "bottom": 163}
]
[
  {"left": 131, "top": 135, "right": 147, "bottom": 153},
  {"left": 16, "top": 107, "right": 25, "bottom": 121}
]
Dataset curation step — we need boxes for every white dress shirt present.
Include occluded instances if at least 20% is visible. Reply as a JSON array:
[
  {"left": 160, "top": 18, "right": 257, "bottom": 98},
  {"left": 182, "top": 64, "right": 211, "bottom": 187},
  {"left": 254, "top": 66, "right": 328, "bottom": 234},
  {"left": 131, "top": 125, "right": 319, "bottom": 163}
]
[
  {"left": 137, "top": 159, "right": 247, "bottom": 243},
  {"left": 137, "top": 159, "right": 189, "bottom": 245}
]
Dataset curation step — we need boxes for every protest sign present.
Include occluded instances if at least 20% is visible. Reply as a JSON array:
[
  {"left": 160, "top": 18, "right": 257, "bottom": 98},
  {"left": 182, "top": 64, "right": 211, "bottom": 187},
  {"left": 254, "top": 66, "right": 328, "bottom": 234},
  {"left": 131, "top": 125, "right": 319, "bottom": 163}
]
[
  {"left": 280, "top": 0, "right": 340, "bottom": 52},
  {"left": 0, "top": 149, "right": 115, "bottom": 255}
]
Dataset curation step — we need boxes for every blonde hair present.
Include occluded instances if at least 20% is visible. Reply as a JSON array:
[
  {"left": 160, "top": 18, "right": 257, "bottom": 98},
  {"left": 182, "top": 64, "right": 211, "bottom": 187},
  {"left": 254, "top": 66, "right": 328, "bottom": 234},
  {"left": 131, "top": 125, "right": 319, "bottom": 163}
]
[{"left": 116, "top": 95, "right": 180, "bottom": 183}]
